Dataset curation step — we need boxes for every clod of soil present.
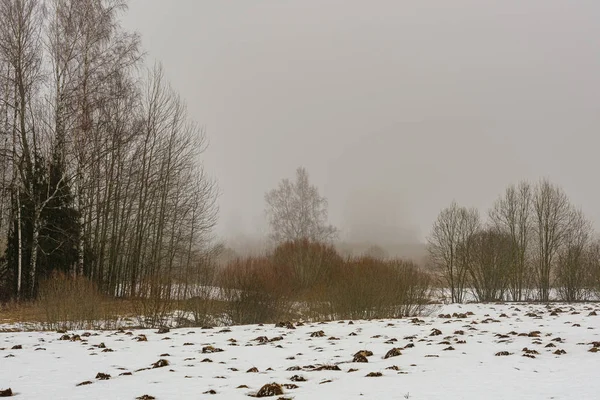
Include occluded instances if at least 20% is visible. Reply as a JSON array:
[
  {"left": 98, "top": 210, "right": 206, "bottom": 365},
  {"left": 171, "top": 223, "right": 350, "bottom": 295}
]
[
  {"left": 282, "top": 384, "right": 299, "bottom": 390},
  {"left": 203, "top": 389, "right": 217, "bottom": 394},
  {"left": 366, "top": 372, "right": 383, "bottom": 377},
  {"left": 95, "top": 373, "right": 111, "bottom": 380},
  {"left": 151, "top": 359, "right": 169, "bottom": 369},
  {"left": 136, "top": 395, "right": 156, "bottom": 400},
  {"left": 254, "top": 383, "right": 284, "bottom": 397},
  {"left": 0, "top": 388, "right": 13, "bottom": 397},
  {"left": 384, "top": 348, "right": 402, "bottom": 359},
  {"left": 10, "top": 345, "right": 21, "bottom": 350},
  {"left": 354, "top": 350, "right": 373, "bottom": 358},
  {"left": 290, "top": 375, "right": 306, "bottom": 382},
  {"left": 554, "top": 349, "right": 567, "bottom": 355},
  {"left": 312, "top": 365, "right": 341, "bottom": 371},
  {"left": 275, "top": 321, "right": 296, "bottom": 329},
  {"left": 157, "top": 327, "right": 170, "bottom": 334},
  {"left": 310, "top": 331, "right": 325, "bottom": 338},
  {"left": 430, "top": 329, "right": 442, "bottom": 336},
  {"left": 202, "top": 346, "right": 224, "bottom": 353},
  {"left": 522, "top": 348, "right": 539, "bottom": 355},
  {"left": 352, "top": 354, "right": 369, "bottom": 363},
  {"left": 495, "top": 351, "right": 512, "bottom": 356},
  {"left": 247, "top": 367, "right": 259, "bottom": 373},
  {"left": 386, "top": 365, "right": 401, "bottom": 371},
  {"left": 76, "top": 381, "right": 93, "bottom": 387},
  {"left": 135, "top": 335, "right": 148, "bottom": 342}
]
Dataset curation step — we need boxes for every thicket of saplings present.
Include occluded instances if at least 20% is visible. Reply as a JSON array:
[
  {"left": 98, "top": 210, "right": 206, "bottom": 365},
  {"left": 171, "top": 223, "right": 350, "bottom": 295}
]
[{"left": 28, "top": 239, "right": 431, "bottom": 330}]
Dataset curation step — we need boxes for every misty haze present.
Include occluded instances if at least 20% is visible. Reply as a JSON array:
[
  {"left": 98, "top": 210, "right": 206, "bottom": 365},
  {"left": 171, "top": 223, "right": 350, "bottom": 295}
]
[
  {"left": 124, "top": 0, "right": 600, "bottom": 255},
  {"left": 1, "top": 1, "right": 600, "bottom": 399}
]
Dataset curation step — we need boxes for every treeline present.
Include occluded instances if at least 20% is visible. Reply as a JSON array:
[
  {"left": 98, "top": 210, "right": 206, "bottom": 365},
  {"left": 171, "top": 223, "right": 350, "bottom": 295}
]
[
  {"left": 0, "top": 0, "right": 217, "bottom": 301},
  {"left": 428, "top": 179, "right": 600, "bottom": 303}
]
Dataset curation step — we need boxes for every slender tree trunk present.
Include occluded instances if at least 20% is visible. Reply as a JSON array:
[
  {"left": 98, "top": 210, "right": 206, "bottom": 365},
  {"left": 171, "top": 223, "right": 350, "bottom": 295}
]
[
  {"left": 29, "top": 211, "right": 39, "bottom": 297},
  {"left": 16, "top": 188, "right": 22, "bottom": 298}
]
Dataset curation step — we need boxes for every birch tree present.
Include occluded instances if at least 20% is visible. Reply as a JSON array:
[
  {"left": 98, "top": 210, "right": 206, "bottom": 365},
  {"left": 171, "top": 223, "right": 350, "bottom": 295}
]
[{"left": 265, "top": 167, "right": 337, "bottom": 244}]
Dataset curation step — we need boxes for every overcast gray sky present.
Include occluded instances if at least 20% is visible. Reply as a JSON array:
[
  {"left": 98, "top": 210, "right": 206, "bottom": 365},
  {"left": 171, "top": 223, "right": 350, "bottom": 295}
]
[{"left": 122, "top": 0, "right": 600, "bottom": 244}]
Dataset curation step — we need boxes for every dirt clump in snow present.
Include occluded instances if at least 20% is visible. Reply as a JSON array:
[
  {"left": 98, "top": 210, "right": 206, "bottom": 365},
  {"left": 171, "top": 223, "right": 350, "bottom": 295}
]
[
  {"left": 0, "top": 388, "right": 13, "bottom": 397},
  {"left": 311, "top": 365, "right": 341, "bottom": 371},
  {"left": 202, "top": 346, "right": 224, "bottom": 353},
  {"left": 275, "top": 321, "right": 296, "bottom": 329},
  {"left": 253, "top": 383, "right": 284, "bottom": 397},
  {"left": 384, "top": 348, "right": 402, "bottom": 359},
  {"left": 95, "top": 373, "right": 111, "bottom": 380},
  {"left": 151, "top": 359, "right": 169, "bottom": 369}
]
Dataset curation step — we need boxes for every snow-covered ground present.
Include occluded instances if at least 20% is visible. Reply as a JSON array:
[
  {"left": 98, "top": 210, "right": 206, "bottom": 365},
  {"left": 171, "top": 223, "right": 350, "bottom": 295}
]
[{"left": 1, "top": 303, "right": 600, "bottom": 399}]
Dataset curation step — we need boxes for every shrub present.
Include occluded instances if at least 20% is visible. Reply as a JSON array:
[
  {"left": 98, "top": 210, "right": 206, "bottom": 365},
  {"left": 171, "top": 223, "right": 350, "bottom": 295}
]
[
  {"left": 271, "top": 239, "right": 343, "bottom": 293},
  {"left": 183, "top": 257, "right": 221, "bottom": 327},
  {"left": 218, "top": 256, "right": 290, "bottom": 325},
  {"left": 327, "top": 257, "right": 431, "bottom": 320},
  {"left": 131, "top": 273, "right": 176, "bottom": 328},
  {"left": 38, "top": 271, "right": 107, "bottom": 330}
]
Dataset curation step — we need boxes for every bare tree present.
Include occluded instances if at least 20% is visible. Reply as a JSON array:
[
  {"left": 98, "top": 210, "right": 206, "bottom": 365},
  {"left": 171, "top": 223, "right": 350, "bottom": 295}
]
[
  {"left": 555, "top": 208, "right": 593, "bottom": 301},
  {"left": 427, "top": 201, "right": 480, "bottom": 303},
  {"left": 467, "top": 227, "right": 511, "bottom": 302},
  {"left": 489, "top": 181, "right": 532, "bottom": 301},
  {"left": 0, "top": 0, "right": 46, "bottom": 298},
  {"left": 0, "top": 0, "right": 218, "bottom": 302},
  {"left": 265, "top": 167, "right": 337, "bottom": 243},
  {"left": 532, "top": 179, "right": 571, "bottom": 302},
  {"left": 586, "top": 239, "right": 600, "bottom": 300}
]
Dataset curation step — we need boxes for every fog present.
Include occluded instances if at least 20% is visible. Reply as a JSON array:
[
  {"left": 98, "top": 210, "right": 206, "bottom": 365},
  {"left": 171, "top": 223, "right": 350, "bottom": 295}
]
[{"left": 122, "top": 0, "right": 600, "bottom": 251}]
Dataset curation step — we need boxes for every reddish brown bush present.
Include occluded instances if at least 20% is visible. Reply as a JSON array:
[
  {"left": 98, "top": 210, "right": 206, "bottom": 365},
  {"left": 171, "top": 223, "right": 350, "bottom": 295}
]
[
  {"left": 271, "top": 239, "right": 343, "bottom": 292},
  {"left": 218, "top": 257, "right": 291, "bottom": 325},
  {"left": 38, "top": 271, "right": 110, "bottom": 330},
  {"left": 326, "top": 256, "right": 431, "bottom": 320}
]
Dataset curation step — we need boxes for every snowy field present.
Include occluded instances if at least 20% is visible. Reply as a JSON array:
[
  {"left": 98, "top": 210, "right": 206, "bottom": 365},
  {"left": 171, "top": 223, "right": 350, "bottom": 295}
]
[{"left": 1, "top": 303, "right": 600, "bottom": 399}]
